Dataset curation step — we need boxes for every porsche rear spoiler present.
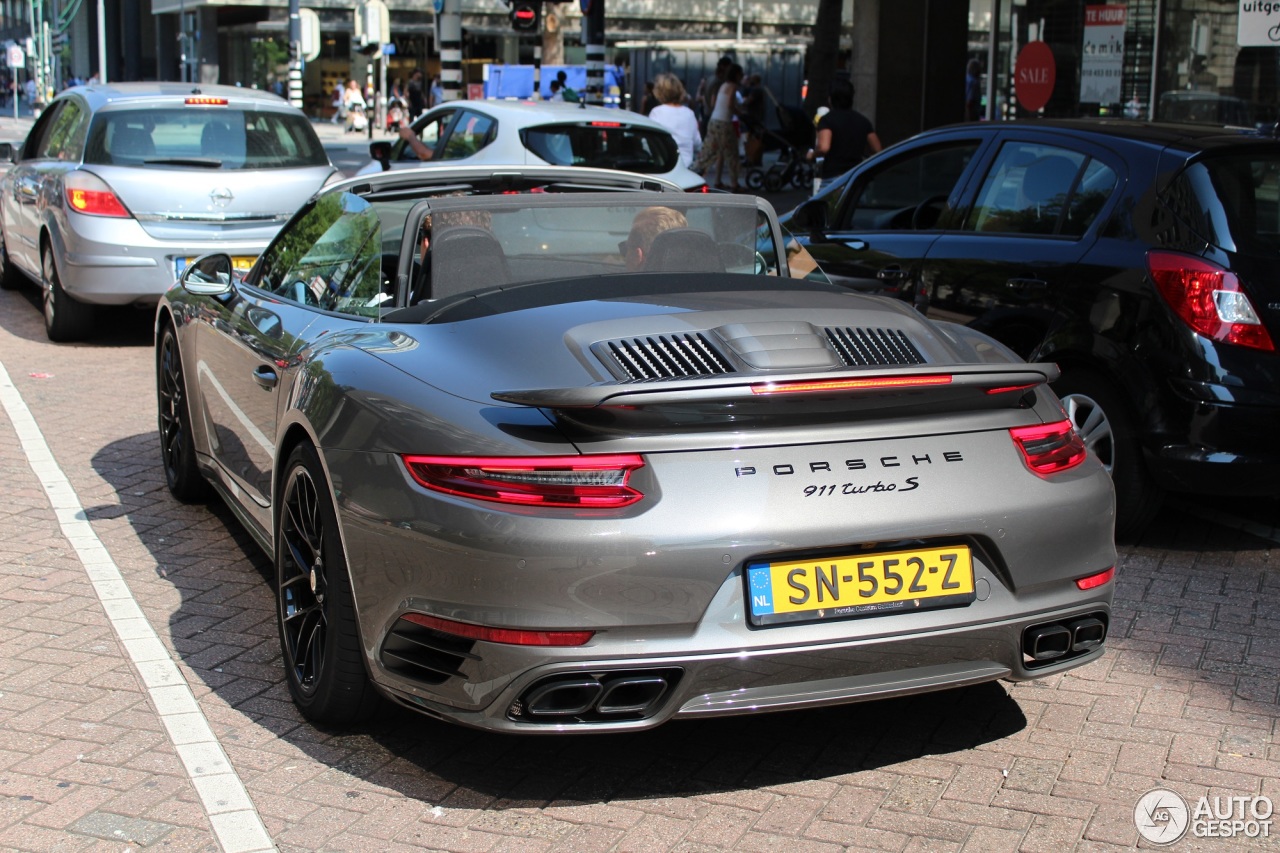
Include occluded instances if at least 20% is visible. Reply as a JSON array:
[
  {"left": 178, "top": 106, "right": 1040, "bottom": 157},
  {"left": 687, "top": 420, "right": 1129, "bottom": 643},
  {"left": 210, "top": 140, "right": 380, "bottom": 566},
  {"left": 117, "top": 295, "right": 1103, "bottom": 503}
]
[{"left": 492, "top": 363, "right": 1060, "bottom": 409}]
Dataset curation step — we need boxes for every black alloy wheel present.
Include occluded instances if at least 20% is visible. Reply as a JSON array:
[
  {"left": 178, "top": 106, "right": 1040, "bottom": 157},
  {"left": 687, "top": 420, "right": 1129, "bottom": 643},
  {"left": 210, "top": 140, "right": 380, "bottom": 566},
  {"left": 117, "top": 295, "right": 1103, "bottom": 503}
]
[
  {"left": 1055, "top": 369, "right": 1163, "bottom": 540},
  {"left": 277, "top": 443, "right": 379, "bottom": 725},
  {"left": 156, "top": 326, "right": 209, "bottom": 503},
  {"left": 42, "top": 243, "right": 93, "bottom": 341}
]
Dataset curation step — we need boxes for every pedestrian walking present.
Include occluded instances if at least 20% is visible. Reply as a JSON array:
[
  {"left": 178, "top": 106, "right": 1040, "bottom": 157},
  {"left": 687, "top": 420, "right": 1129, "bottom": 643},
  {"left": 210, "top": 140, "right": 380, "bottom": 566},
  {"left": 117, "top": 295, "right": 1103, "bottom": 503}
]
[
  {"left": 344, "top": 79, "right": 367, "bottom": 133},
  {"left": 693, "top": 62, "right": 744, "bottom": 191},
  {"left": 407, "top": 70, "right": 427, "bottom": 119},
  {"left": 647, "top": 73, "right": 701, "bottom": 170},
  {"left": 805, "top": 78, "right": 881, "bottom": 183},
  {"left": 964, "top": 59, "right": 983, "bottom": 121},
  {"left": 331, "top": 80, "right": 345, "bottom": 124},
  {"left": 740, "top": 73, "right": 768, "bottom": 166}
]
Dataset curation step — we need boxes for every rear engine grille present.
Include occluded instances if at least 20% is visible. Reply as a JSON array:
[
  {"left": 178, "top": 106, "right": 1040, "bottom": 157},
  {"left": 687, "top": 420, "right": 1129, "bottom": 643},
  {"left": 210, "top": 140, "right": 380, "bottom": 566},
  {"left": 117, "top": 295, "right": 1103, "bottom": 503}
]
[
  {"left": 825, "top": 327, "right": 925, "bottom": 367},
  {"left": 604, "top": 333, "right": 735, "bottom": 380},
  {"left": 380, "top": 616, "right": 478, "bottom": 685}
]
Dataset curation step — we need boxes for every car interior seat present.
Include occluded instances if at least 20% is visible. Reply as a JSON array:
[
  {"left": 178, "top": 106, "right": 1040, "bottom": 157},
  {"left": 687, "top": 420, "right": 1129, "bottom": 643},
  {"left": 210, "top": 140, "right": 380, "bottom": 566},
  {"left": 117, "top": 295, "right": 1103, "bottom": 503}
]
[
  {"left": 201, "top": 120, "right": 244, "bottom": 161},
  {"left": 1020, "top": 155, "right": 1080, "bottom": 231},
  {"left": 644, "top": 228, "right": 727, "bottom": 273},
  {"left": 422, "top": 226, "right": 510, "bottom": 301},
  {"left": 109, "top": 126, "right": 155, "bottom": 163}
]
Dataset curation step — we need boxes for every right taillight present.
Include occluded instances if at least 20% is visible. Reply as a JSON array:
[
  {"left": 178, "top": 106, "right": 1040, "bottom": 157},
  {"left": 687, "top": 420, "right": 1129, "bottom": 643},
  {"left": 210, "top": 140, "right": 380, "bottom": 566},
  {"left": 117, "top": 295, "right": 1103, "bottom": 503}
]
[
  {"left": 64, "top": 170, "right": 131, "bottom": 218},
  {"left": 1010, "top": 420, "right": 1087, "bottom": 476},
  {"left": 1147, "top": 250, "right": 1275, "bottom": 351}
]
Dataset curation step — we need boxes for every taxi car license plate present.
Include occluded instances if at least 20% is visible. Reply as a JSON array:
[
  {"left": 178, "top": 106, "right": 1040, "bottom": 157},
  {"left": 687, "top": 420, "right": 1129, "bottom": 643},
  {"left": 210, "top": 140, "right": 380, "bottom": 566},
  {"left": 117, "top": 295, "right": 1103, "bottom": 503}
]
[
  {"left": 746, "top": 545, "right": 975, "bottom": 626},
  {"left": 174, "top": 256, "right": 257, "bottom": 278}
]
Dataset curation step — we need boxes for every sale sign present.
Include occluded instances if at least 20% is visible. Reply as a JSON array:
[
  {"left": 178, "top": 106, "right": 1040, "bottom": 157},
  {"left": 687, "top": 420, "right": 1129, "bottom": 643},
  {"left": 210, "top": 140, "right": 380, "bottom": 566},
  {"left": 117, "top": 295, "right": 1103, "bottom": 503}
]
[
  {"left": 1082, "top": 5, "right": 1126, "bottom": 103},
  {"left": 1015, "top": 41, "right": 1056, "bottom": 112}
]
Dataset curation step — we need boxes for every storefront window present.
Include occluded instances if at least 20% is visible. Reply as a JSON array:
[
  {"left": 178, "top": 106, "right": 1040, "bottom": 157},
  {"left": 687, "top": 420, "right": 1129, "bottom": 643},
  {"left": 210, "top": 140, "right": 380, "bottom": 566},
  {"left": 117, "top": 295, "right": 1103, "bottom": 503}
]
[{"left": 1158, "top": 0, "right": 1280, "bottom": 126}]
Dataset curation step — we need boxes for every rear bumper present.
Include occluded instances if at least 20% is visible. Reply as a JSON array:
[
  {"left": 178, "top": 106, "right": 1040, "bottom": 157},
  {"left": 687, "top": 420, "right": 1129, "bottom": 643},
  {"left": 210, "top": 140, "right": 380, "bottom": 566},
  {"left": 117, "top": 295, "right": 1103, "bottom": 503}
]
[
  {"left": 1147, "top": 380, "right": 1280, "bottom": 495},
  {"left": 52, "top": 213, "right": 274, "bottom": 306},
  {"left": 376, "top": 599, "right": 1112, "bottom": 734}
]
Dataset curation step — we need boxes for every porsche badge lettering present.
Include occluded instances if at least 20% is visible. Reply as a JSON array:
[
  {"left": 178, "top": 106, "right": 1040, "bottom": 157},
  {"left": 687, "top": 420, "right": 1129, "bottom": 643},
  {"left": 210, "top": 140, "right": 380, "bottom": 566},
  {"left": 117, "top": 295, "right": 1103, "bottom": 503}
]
[{"left": 734, "top": 450, "right": 964, "bottom": 478}]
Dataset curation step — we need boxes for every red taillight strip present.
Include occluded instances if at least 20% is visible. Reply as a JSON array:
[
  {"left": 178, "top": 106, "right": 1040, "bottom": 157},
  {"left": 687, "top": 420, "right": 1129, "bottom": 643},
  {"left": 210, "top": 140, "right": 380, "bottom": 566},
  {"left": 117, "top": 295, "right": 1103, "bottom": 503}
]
[
  {"left": 401, "top": 454, "right": 645, "bottom": 508},
  {"left": 986, "top": 382, "right": 1038, "bottom": 396},
  {"left": 751, "top": 374, "right": 953, "bottom": 395},
  {"left": 1009, "top": 419, "right": 1088, "bottom": 476},
  {"left": 403, "top": 612, "right": 594, "bottom": 646},
  {"left": 185, "top": 96, "right": 229, "bottom": 106},
  {"left": 1075, "top": 567, "right": 1114, "bottom": 590}
]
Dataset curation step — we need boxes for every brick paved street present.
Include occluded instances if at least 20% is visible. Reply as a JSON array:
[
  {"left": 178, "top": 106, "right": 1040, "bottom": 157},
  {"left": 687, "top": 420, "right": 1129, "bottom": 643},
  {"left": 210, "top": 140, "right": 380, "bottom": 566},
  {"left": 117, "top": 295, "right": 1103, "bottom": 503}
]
[{"left": 1, "top": 241, "right": 1278, "bottom": 850}]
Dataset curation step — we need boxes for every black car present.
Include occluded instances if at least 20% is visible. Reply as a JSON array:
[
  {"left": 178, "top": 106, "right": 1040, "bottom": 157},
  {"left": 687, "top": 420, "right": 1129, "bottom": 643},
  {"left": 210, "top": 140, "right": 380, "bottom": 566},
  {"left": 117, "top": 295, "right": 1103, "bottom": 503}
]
[{"left": 782, "top": 120, "right": 1280, "bottom": 537}]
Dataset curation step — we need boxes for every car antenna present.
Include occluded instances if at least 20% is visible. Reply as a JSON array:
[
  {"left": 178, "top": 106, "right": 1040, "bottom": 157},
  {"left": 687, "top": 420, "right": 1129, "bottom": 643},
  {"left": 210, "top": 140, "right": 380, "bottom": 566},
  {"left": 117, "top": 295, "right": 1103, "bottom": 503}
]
[{"left": 191, "top": 86, "right": 202, "bottom": 95}]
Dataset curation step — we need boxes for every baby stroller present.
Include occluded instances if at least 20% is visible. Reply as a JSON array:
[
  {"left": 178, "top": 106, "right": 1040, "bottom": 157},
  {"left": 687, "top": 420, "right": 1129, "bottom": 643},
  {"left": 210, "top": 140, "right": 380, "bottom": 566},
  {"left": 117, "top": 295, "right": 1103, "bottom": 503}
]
[
  {"left": 386, "top": 95, "right": 407, "bottom": 132},
  {"left": 743, "top": 103, "right": 816, "bottom": 193}
]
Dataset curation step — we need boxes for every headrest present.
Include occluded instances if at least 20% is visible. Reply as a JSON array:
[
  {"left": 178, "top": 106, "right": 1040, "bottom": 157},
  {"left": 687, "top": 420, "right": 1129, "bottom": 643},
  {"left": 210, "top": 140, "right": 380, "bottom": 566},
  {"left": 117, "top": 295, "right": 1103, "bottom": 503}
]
[{"left": 644, "top": 228, "right": 726, "bottom": 273}]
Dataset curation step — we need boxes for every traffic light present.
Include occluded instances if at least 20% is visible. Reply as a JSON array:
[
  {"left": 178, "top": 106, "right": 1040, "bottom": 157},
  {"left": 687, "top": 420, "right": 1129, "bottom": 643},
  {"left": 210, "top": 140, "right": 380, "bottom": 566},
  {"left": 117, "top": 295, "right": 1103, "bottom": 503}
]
[{"left": 510, "top": 0, "right": 541, "bottom": 32}]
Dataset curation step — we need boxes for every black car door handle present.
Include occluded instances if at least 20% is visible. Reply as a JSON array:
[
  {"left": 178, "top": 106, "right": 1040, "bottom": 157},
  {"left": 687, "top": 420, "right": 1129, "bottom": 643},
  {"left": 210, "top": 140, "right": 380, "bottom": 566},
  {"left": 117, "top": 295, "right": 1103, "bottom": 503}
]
[
  {"left": 252, "top": 366, "right": 278, "bottom": 389},
  {"left": 1006, "top": 278, "right": 1048, "bottom": 292},
  {"left": 877, "top": 267, "right": 908, "bottom": 282}
]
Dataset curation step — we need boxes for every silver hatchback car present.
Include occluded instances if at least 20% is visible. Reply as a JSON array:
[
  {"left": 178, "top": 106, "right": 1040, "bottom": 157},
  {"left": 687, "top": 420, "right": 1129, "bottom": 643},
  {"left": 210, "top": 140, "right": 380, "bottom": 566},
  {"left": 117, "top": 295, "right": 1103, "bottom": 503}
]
[{"left": 0, "top": 82, "right": 338, "bottom": 341}]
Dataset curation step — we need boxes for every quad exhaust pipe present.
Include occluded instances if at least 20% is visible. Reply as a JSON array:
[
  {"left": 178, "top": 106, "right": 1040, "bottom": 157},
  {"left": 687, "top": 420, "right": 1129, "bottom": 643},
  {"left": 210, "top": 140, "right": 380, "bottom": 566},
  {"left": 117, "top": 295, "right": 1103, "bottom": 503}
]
[
  {"left": 1023, "top": 613, "right": 1107, "bottom": 664},
  {"left": 511, "top": 669, "right": 682, "bottom": 722}
]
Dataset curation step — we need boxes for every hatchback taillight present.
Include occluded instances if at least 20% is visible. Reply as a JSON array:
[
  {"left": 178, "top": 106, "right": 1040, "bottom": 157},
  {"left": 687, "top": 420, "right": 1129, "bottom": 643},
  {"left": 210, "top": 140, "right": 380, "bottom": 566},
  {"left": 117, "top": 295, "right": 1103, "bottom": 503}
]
[
  {"left": 64, "top": 170, "right": 131, "bottom": 218},
  {"left": 1009, "top": 420, "right": 1087, "bottom": 476},
  {"left": 402, "top": 454, "right": 645, "bottom": 508},
  {"left": 1147, "top": 250, "right": 1274, "bottom": 352}
]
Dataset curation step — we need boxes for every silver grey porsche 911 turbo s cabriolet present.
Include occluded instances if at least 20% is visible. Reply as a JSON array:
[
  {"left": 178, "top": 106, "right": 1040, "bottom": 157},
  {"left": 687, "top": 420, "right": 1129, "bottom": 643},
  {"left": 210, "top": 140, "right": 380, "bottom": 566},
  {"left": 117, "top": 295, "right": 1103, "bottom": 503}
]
[{"left": 155, "top": 165, "right": 1116, "bottom": 733}]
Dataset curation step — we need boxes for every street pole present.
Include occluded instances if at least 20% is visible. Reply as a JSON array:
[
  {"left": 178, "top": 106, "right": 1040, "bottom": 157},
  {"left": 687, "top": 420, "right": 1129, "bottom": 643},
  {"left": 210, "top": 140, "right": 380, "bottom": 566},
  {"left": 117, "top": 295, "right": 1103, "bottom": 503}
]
[
  {"left": 585, "top": 0, "right": 604, "bottom": 106},
  {"left": 178, "top": 0, "right": 186, "bottom": 82},
  {"left": 94, "top": 0, "right": 105, "bottom": 83},
  {"left": 288, "top": 0, "right": 302, "bottom": 109},
  {"left": 440, "top": 0, "right": 461, "bottom": 102}
]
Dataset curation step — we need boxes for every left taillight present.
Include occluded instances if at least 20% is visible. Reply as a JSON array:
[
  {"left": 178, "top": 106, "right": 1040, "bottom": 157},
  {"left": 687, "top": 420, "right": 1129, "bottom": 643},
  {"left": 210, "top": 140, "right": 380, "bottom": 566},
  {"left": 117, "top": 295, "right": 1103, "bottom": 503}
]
[
  {"left": 1009, "top": 420, "right": 1087, "bottom": 476},
  {"left": 686, "top": 183, "right": 711, "bottom": 193},
  {"left": 64, "top": 170, "right": 131, "bottom": 218},
  {"left": 401, "top": 454, "right": 645, "bottom": 508},
  {"left": 1147, "top": 250, "right": 1275, "bottom": 352}
]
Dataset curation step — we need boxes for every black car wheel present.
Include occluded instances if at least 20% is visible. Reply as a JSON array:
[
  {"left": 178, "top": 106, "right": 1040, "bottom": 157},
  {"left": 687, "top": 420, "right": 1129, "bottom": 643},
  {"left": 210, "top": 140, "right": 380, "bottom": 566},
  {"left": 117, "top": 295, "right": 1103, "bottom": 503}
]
[
  {"left": 1055, "top": 370, "right": 1163, "bottom": 539},
  {"left": 42, "top": 244, "right": 93, "bottom": 342},
  {"left": 277, "top": 444, "right": 379, "bottom": 725},
  {"left": 157, "top": 325, "right": 209, "bottom": 503}
]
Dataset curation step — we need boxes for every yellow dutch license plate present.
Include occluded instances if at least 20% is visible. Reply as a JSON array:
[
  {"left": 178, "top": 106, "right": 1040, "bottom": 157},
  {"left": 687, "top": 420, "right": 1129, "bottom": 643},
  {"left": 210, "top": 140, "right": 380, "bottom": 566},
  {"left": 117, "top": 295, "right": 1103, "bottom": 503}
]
[
  {"left": 746, "top": 545, "right": 976, "bottom": 626},
  {"left": 174, "top": 255, "right": 257, "bottom": 278}
]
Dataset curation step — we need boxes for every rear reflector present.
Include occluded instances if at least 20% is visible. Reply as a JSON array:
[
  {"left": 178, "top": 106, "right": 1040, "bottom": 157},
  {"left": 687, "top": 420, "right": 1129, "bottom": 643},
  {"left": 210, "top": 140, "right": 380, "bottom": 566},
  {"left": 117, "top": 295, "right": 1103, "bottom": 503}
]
[
  {"left": 403, "top": 612, "right": 594, "bottom": 646},
  {"left": 402, "top": 454, "right": 644, "bottom": 507},
  {"left": 1075, "top": 567, "right": 1114, "bottom": 590},
  {"left": 1009, "top": 419, "right": 1087, "bottom": 475},
  {"left": 752, "top": 374, "right": 953, "bottom": 395},
  {"left": 64, "top": 170, "right": 130, "bottom": 218},
  {"left": 1147, "top": 250, "right": 1275, "bottom": 352},
  {"left": 185, "top": 96, "right": 229, "bottom": 106}
]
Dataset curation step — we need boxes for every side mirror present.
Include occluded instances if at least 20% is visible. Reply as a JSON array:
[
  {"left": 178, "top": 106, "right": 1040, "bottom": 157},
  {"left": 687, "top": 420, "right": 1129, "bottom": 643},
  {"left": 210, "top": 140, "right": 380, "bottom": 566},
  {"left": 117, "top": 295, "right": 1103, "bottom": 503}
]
[
  {"left": 790, "top": 199, "right": 828, "bottom": 234},
  {"left": 0, "top": 142, "right": 15, "bottom": 164},
  {"left": 180, "top": 253, "right": 233, "bottom": 296},
  {"left": 369, "top": 140, "right": 392, "bottom": 172}
]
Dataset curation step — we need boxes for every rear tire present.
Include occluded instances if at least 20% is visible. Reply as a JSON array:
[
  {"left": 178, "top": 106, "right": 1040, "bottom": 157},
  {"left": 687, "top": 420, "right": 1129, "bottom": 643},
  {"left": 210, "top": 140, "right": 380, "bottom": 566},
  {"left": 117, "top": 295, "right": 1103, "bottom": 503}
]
[
  {"left": 277, "top": 443, "right": 380, "bottom": 726},
  {"left": 1054, "top": 370, "right": 1163, "bottom": 539},
  {"left": 42, "top": 244, "right": 93, "bottom": 342},
  {"left": 156, "top": 324, "right": 210, "bottom": 503}
]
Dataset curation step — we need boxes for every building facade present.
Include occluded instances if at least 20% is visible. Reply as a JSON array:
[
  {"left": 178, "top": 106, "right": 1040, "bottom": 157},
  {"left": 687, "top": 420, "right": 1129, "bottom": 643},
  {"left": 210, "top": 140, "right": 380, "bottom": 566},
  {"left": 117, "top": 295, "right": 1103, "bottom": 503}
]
[{"left": 8, "top": 2, "right": 1279, "bottom": 146}]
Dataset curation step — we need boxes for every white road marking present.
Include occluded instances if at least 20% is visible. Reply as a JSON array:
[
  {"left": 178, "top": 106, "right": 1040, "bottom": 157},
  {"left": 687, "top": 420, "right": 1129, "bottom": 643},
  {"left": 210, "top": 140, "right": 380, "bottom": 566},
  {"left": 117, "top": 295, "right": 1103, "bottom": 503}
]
[{"left": 0, "top": 359, "right": 275, "bottom": 853}]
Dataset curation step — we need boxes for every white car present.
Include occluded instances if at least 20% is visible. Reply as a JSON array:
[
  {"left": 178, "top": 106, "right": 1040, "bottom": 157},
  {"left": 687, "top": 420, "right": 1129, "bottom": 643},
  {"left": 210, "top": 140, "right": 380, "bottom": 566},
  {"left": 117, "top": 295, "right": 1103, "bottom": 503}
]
[
  {"left": 0, "top": 82, "right": 339, "bottom": 341},
  {"left": 357, "top": 100, "right": 706, "bottom": 190}
]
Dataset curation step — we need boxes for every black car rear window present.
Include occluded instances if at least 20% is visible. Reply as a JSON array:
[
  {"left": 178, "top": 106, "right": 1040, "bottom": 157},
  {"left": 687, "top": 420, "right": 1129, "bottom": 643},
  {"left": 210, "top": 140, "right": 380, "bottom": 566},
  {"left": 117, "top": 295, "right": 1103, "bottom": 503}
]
[
  {"left": 83, "top": 107, "right": 329, "bottom": 169},
  {"left": 1173, "top": 153, "right": 1280, "bottom": 253},
  {"left": 521, "top": 123, "right": 677, "bottom": 173}
]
